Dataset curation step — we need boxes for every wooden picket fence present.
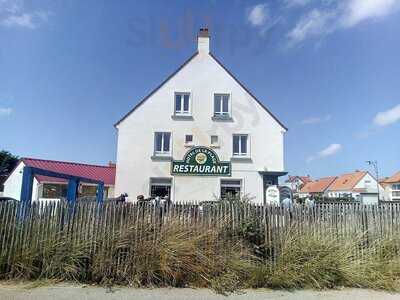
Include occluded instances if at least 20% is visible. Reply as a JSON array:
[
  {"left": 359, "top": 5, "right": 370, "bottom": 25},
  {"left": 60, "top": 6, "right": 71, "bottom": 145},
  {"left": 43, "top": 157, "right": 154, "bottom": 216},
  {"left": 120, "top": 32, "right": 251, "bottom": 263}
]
[{"left": 1, "top": 200, "right": 400, "bottom": 271}]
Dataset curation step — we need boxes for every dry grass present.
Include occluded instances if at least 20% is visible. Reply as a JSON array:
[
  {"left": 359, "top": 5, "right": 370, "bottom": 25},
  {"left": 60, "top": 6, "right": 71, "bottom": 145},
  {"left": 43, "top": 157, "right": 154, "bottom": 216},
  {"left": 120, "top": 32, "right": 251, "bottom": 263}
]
[{"left": 0, "top": 212, "right": 399, "bottom": 293}]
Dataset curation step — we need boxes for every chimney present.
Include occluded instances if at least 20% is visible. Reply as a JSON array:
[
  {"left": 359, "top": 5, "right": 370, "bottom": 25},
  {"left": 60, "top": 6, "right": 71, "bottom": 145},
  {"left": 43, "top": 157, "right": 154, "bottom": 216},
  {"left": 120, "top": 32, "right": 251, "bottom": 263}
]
[
  {"left": 197, "top": 28, "right": 210, "bottom": 54},
  {"left": 108, "top": 161, "right": 116, "bottom": 168}
]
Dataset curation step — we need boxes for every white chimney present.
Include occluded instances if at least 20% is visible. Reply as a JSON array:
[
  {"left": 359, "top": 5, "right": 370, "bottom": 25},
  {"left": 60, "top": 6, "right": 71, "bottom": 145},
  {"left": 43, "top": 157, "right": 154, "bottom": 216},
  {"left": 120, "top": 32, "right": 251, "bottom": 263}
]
[{"left": 197, "top": 28, "right": 210, "bottom": 54}]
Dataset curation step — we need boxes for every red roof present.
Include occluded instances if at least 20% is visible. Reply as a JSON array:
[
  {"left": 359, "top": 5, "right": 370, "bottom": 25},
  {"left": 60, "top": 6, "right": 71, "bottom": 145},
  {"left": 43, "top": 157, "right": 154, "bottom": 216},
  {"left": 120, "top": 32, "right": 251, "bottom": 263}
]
[
  {"left": 300, "top": 176, "right": 337, "bottom": 193},
  {"left": 22, "top": 158, "right": 115, "bottom": 185},
  {"left": 327, "top": 171, "right": 367, "bottom": 191},
  {"left": 287, "top": 175, "right": 312, "bottom": 184},
  {"left": 381, "top": 171, "right": 400, "bottom": 184}
]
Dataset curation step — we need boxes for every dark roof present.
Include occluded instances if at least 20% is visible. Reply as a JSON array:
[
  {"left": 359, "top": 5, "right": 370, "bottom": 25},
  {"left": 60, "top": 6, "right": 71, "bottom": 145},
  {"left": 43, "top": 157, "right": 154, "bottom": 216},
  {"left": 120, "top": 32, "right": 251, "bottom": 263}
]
[
  {"left": 114, "top": 51, "right": 287, "bottom": 131},
  {"left": 21, "top": 158, "right": 116, "bottom": 185}
]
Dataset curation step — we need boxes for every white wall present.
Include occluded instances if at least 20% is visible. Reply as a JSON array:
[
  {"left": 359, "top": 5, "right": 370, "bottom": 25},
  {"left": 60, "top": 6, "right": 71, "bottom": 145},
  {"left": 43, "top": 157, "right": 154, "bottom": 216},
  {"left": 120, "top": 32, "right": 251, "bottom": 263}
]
[
  {"left": 3, "top": 162, "right": 40, "bottom": 201},
  {"left": 115, "top": 45, "right": 285, "bottom": 203}
]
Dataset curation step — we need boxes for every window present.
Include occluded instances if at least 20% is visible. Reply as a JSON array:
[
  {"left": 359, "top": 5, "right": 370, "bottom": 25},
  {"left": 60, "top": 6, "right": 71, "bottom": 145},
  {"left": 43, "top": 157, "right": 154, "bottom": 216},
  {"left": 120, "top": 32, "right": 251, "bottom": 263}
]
[
  {"left": 210, "top": 135, "right": 219, "bottom": 146},
  {"left": 392, "top": 191, "right": 400, "bottom": 197},
  {"left": 233, "top": 134, "right": 248, "bottom": 156},
  {"left": 214, "top": 94, "right": 230, "bottom": 117},
  {"left": 365, "top": 180, "right": 371, "bottom": 188},
  {"left": 185, "top": 134, "right": 193, "bottom": 145},
  {"left": 154, "top": 132, "right": 171, "bottom": 155},
  {"left": 392, "top": 184, "right": 400, "bottom": 190},
  {"left": 78, "top": 185, "right": 97, "bottom": 197},
  {"left": 175, "top": 93, "right": 191, "bottom": 115},
  {"left": 150, "top": 178, "right": 172, "bottom": 200},
  {"left": 42, "top": 184, "right": 67, "bottom": 199},
  {"left": 221, "top": 180, "right": 241, "bottom": 200}
]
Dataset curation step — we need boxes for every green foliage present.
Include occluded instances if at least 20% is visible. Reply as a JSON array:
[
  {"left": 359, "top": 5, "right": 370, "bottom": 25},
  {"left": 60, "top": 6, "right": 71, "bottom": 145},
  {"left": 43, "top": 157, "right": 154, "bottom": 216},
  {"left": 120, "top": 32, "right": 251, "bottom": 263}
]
[{"left": 0, "top": 150, "right": 19, "bottom": 175}]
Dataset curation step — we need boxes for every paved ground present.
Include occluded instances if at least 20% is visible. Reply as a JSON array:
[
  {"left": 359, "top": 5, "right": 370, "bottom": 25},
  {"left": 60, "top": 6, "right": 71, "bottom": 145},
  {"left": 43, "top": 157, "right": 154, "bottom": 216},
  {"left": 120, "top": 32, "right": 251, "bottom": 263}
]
[{"left": 0, "top": 282, "right": 399, "bottom": 300}]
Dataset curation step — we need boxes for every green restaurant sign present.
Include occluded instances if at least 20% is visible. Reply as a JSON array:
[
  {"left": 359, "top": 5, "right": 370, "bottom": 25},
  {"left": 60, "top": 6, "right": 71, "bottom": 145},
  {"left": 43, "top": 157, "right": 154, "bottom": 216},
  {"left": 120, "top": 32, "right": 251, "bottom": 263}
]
[{"left": 171, "top": 146, "right": 231, "bottom": 176}]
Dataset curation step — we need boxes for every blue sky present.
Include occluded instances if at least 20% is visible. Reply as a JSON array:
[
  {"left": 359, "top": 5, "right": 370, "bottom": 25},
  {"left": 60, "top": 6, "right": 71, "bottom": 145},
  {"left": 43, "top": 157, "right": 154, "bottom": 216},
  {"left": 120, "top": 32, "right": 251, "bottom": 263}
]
[{"left": 1, "top": 0, "right": 399, "bottom": 179}]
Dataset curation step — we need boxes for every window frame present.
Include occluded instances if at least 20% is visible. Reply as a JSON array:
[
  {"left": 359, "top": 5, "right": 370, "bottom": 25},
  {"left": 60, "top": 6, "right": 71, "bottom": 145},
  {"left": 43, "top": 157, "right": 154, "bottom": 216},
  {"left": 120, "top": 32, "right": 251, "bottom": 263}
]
[
  {"left": 149, "top": 177, "right": 172, "bottom": 200},
  {"left": 213, "top": 93, "right": 231, "bottom": 118},
  {"left": 174, "top": 92, "right": 192, "bottom": 116},
  {"left": 210, "top": 135, "right": 219, "bottom": 147},
  {"left": 154, "top": 131, "right": 172, "bottom": 156},
  {"left": 220, "top": 179, "right": 242, "bottom": 200},
  {"left": 185, "top": 134, "right": 194, "bottom": 146},
  {"left": 232, "top": 134, "right": 250, "bottom": 157}
]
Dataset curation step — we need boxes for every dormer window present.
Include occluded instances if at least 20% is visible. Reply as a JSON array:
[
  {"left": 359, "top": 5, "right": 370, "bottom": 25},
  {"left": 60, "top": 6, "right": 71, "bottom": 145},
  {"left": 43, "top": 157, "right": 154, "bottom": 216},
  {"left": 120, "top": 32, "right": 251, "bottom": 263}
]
[
  {"left": 174, "top": 93, "right": 191, "bottom": 116},
  {"left": 213, "top": 94, "right": 230, "bottom": 118}
]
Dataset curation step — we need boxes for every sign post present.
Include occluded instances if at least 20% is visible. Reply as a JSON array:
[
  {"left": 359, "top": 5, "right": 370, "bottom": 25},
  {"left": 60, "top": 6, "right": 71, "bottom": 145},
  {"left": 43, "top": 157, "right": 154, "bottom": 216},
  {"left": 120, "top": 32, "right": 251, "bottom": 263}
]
[{"left": 266, "top": 185, "right": 280, "bottom": 205}]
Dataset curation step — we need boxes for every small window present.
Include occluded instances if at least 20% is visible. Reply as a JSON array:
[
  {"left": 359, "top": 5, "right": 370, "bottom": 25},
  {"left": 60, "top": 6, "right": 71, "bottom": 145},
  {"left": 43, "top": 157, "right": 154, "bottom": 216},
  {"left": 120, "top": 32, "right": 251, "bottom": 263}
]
[
  {"left": 221, "top": 180, "right": 241, "bottom": 200},
  {"left": 233, "top": 134, "right": 248, "bottom": 156},
  {"left": 214, "top": 94, "right": 230, "bottom": 117},
  {"left": 150, "top": 178, "right": 172, "bottom": 200},
  {"left": 210, "top": 135, "right": 219, "bottom": 146},
  {"left": 185, "top": 134, "right": 193, "bottom": 144},
  {"left": 175, "top": 93, "right": 191, "bottom": 115},
  {"left": 154, "top": 132, "right": 171, "bottom": 155}
]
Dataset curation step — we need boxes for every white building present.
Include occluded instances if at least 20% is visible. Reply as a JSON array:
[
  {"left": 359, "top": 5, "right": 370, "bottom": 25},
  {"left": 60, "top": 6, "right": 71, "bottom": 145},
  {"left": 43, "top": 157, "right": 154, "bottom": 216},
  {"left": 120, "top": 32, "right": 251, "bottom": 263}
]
[
  {"left": 380, "top": 171, "right": 400, "bottom": 201},
  {"left": 115, "top": 28, "right": 287, "bottom": 204},
  {"left": 325, "top": 171, "right": 383, "bottom": 204},
  {"left": 3, "top": 158, "right": 115, "bottom": 201}
]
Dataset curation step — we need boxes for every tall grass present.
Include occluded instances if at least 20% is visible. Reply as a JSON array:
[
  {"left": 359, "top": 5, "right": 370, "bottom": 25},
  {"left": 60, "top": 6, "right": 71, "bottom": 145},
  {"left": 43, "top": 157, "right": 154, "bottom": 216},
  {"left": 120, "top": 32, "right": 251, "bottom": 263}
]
[{"left": 0, "top": 202, "right": 399, "bottom": 293}]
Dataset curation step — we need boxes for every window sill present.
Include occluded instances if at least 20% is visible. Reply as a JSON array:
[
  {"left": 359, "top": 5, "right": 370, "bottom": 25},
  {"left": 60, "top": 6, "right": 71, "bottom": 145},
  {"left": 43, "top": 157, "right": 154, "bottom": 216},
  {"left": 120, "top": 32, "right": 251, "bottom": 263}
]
[
  {"left": 171, "top": 115, "right": 194, "bottom": 121},
  {"left": 231, "top": 156, "right": 252, "bottom": 162},
  {"left": 212, "top": 116, "right": 233, "bottom": 122},
  {"left": 210, "top": 144, "right": 220, "bottom": 148},
  {"left": 151, "top": 155, "right": 172, "bottom": 161},
  {"left": 184, "top": 143, "right": 195, "bottom": 148}
]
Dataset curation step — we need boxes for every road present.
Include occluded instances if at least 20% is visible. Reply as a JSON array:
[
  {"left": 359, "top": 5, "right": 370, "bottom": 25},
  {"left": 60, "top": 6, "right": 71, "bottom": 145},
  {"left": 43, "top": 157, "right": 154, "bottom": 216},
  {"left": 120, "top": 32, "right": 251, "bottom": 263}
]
[{"left": 0, "top": 283, "right": 399, "bottom": 300}]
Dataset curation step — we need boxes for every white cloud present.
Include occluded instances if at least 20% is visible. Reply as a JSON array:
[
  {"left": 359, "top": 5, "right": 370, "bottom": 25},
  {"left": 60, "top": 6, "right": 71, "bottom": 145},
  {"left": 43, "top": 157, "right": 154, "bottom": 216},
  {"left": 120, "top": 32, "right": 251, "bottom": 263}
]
[
  {"left": 301, "top": 114, "right": 332, "bottom": 125},
  {"left": 307, "top": 143, "right": 342, "bottom": 162},
  {"left": 287, "top": 0, "right": 400, "bottom": 44},
  {"left": 341, "top": 0, "right": 400, "bottom": 28},
  {"left": 0, "top": 1, "right": 50, "bottom": 29},
  {"left": 0, "top": 107, "right": 13, "bottom": 116},
  {"left": 248, "top": 4, "right": 269, "bottom": 27},
  {"left": 287, "top": 9, "right": 336, "bottom": 44},
  {"left": 373, "top": 104, "right": 400, "bottom": 127},
  {"left": 0, "top": 0, "right": 22, "bottom": 13},
  {"left": 2, "top": 13, "right": 35, "bottom": 28},
  {"left": 284, "top": 0, "right": 313, "bottom": 8}
]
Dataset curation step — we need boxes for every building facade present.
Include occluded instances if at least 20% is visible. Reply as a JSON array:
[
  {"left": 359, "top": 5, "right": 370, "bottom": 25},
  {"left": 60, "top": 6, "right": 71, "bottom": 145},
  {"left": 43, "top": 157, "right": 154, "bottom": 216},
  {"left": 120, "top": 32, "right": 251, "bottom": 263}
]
[
  {"left": 325, "top": 171, "right": 382, "bottom": 203},
  {"left": 115, "top": 29, "right": 287, "bottom": 203},
  {"left": 3, "top": 158, "right": 115, "bottom": 201},
  {"left": 380, "top": 171, "right": 400, "bottom": 201},
  {"left": 299, "top": 171, "right": 383, "bottom": 204}
]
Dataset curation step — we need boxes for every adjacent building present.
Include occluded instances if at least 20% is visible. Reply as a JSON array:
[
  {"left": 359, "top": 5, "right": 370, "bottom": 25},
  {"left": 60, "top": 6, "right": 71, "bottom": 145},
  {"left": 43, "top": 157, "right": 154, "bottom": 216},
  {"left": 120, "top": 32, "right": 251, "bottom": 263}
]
[
  {"left": 380, "top": 171, "right": 400, "bottom": 201},
  {"left": 298, "top": 176, "right": 337, "bottom": 199},
  {"left": 3, "top": 158, "right": 115, "bottom": 201},
  {"left": 282, "top": 175, "right": 312, "bottom": 194},
  {"left": 114, "top": 29, "right": 287, "bottom": 203},
  {"left": 299, "top": 171, "right": 383, "bottom": 204},
  {"left": 326, "top": 171, "right": 382, "bottom": 203}
]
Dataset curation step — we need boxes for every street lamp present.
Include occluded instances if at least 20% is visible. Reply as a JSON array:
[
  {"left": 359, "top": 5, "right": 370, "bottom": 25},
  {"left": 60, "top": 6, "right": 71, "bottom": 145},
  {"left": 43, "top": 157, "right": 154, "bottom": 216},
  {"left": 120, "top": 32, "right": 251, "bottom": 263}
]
[{"left": 366, "top": 160, "right": 380, "bottom": 202}]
